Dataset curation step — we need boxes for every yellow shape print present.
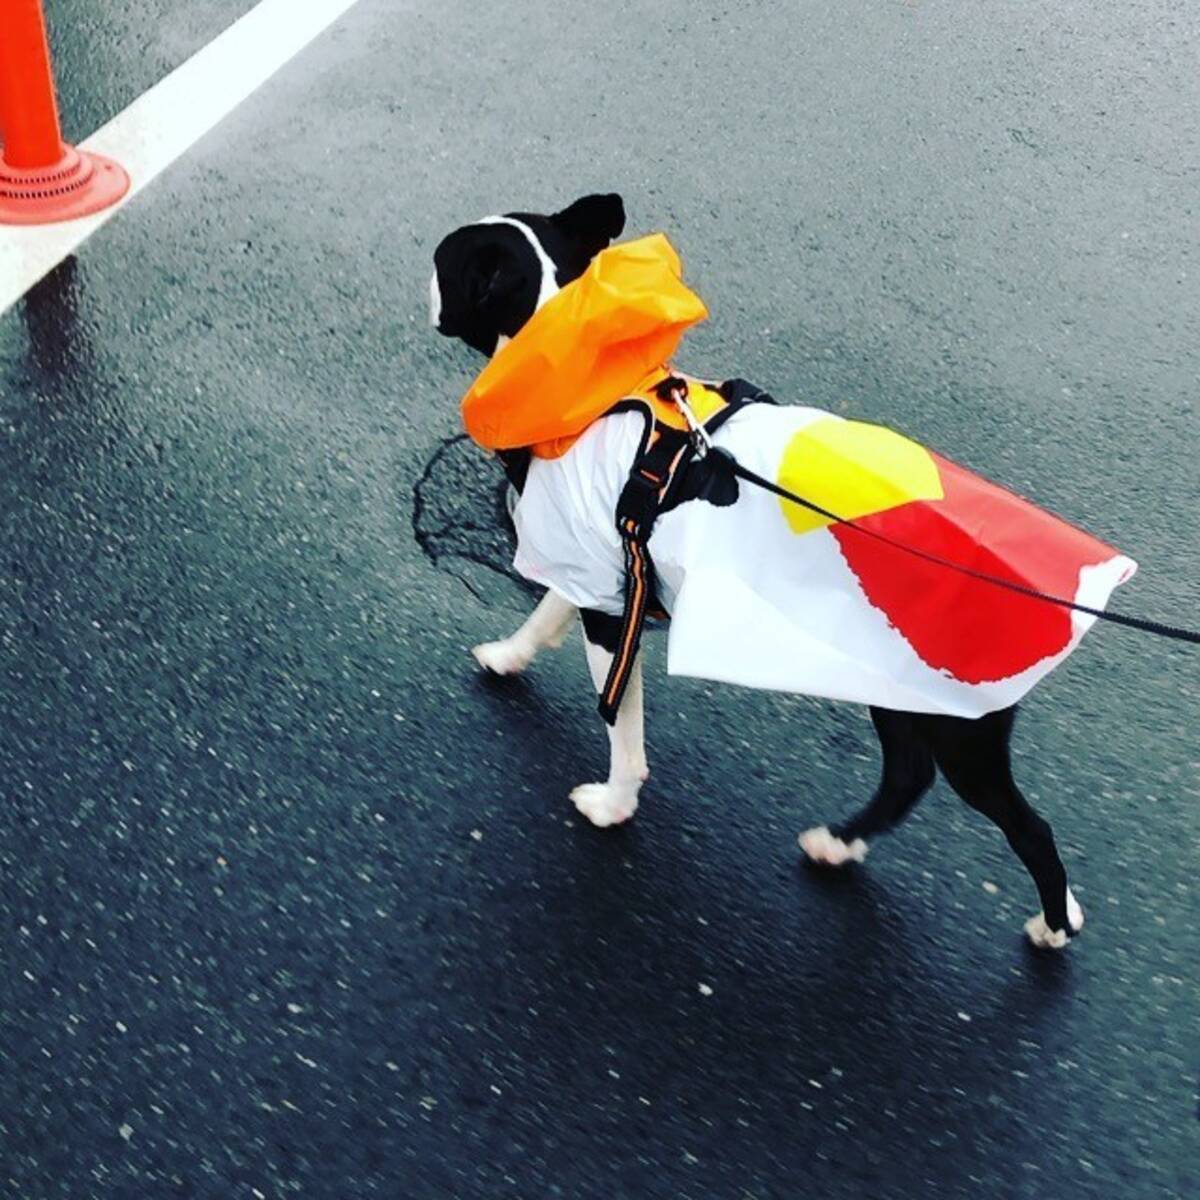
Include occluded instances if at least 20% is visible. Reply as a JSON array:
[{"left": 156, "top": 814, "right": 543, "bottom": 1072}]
[{"left": 777, "top": 417, "right": 943, "bottom": 535}]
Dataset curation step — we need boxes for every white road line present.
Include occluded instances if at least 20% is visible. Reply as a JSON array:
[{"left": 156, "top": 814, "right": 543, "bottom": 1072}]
[{"left": 0, "top": 0, "right": 363, "bottom": 317}]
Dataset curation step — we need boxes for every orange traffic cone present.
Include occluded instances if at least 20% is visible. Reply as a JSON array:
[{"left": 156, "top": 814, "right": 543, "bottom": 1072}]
[{"left": 0, "top": 0, "right": 130, "bottom": 225}]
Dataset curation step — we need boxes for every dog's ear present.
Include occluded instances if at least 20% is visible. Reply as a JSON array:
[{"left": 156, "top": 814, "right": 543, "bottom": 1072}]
[
  {"left": 550, "top": 193, "right": 626, "bottom": 260},
  {"left": 464, "top": 243, "right": 526, "bottom": 310}
]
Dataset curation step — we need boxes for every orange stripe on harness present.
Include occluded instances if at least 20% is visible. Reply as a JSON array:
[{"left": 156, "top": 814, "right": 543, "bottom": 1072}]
[
  {"left": 602, "top": 533, "right": 648, "bottom": 717},
  {"left": 597, "top": 385, "right": 721, "bottom": 724}
]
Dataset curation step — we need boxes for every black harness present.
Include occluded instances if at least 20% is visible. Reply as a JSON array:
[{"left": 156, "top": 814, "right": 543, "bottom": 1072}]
[{"left": 597, "top": 377, "right": 775, "bottom": 724}]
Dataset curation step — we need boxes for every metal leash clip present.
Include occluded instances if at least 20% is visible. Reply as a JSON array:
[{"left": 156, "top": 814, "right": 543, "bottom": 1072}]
[{"left": 656, "top": 376, "right": 713, "bottom": 458}]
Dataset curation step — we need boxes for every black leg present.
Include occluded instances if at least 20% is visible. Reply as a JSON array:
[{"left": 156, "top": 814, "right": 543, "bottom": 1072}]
[
  {"left": 921, "top": 706, "right": 1075, "bottom": 937},
  {"left": 830, "top": 707, "right": 937, "bottom": 842}
]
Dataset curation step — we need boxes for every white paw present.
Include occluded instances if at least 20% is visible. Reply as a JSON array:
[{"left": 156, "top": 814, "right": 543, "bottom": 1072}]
[
  {"left": 1067, "top": 888, "right": 1084, "bottom": 932},
  {"left": 1024, "top": 888, "right": 1084, "bottom": 949},
  {"left": 798, "top": 825, "right": 868, "bottom": 866},
  {"left": 472, "top": 639, "right": 533, "bottom": 676},
  {"left": 570, "top": 781, "right": 639, "bottom": 828}
]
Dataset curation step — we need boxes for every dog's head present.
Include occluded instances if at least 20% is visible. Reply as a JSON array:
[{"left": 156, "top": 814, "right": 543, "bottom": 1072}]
[{"left": 430, "top": 193, "right": 626, "bottom": 357}]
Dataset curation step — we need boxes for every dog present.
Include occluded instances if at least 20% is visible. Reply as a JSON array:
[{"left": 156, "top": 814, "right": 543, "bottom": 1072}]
[{"left": 430, "top": 192, "right": 1137, "bottom": 950}]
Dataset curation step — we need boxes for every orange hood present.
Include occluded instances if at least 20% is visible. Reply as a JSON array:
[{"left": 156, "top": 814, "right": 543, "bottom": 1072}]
[{"left": 460, "top": 234, "right": 708, "bottom": 458}]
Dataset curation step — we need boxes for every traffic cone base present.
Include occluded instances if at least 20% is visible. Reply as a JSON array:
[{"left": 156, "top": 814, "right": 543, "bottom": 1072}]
[{"left": 0, "top": 144, "right": 130, "bottom": 226}]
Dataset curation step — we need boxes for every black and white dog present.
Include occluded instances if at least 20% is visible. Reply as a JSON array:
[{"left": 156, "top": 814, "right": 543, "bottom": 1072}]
[{"left": 431, "top": 193, "right": 1086, "bottom": 950}]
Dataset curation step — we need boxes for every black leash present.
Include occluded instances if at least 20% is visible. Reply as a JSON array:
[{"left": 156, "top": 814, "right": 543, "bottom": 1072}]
[
  {"left": 710, "top": 448, "right": 1199, "bottom": 644},
  {"left": 598, "top": 380, "right": 1196, "bottom": 726},
  {"left": 660, "top": 377, "right": 1199, "bottom": 646}
]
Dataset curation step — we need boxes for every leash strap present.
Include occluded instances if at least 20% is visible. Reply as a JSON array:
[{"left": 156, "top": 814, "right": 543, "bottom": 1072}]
[
  {"left": 603, "top": 376, "right": 1195, "bottom": 730},
  {"left": 708, "top": 447, "right": 1200, "bottom": 645}
]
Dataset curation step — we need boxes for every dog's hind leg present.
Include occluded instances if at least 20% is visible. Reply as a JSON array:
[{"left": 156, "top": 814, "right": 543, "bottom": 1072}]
[
  {"left": 799, "top": 707, "right": 935, "bottom": 866},
  {"left": 472, "top": 589, "right": 577, "bottom": 676},
  {"left": 923, "top": 705, "right": 1083, "bottom": 949}
]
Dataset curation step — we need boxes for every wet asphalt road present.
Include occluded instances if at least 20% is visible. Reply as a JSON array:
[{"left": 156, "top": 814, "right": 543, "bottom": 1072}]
[
  {"left": 43, "top": 0, "right": 260, "bottom": 143},
  {"left": 2, "top": 1, "right": 1198, "bottom": 1197}
]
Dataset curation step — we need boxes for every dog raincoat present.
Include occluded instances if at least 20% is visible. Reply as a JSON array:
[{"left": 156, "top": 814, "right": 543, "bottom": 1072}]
[{"left": 461, "top": 235, "right": 1138, "bottom": 717}]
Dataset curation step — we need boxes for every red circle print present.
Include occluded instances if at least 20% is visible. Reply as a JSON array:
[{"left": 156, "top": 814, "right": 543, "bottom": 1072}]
[{"left": 830, "top": 455, "right": 1116, "bottom": 684}]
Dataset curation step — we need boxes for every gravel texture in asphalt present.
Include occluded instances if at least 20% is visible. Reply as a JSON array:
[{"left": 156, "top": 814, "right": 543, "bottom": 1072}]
[{"left": 2, "top": 2, "right": 1197, "bottom": 1197}]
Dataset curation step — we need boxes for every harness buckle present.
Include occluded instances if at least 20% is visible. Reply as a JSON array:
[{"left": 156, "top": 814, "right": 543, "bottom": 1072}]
[{"left": 615, "top": 468, "right": 664, "bottom": 542}]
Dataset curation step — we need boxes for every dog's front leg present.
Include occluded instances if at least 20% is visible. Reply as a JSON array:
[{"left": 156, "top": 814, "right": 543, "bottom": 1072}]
[
  {"left": 472, "top": 589, "right": 576, "bottom": 676},
  {"left": 569, "top": 612, "right": 648, "bottom": 828}
]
